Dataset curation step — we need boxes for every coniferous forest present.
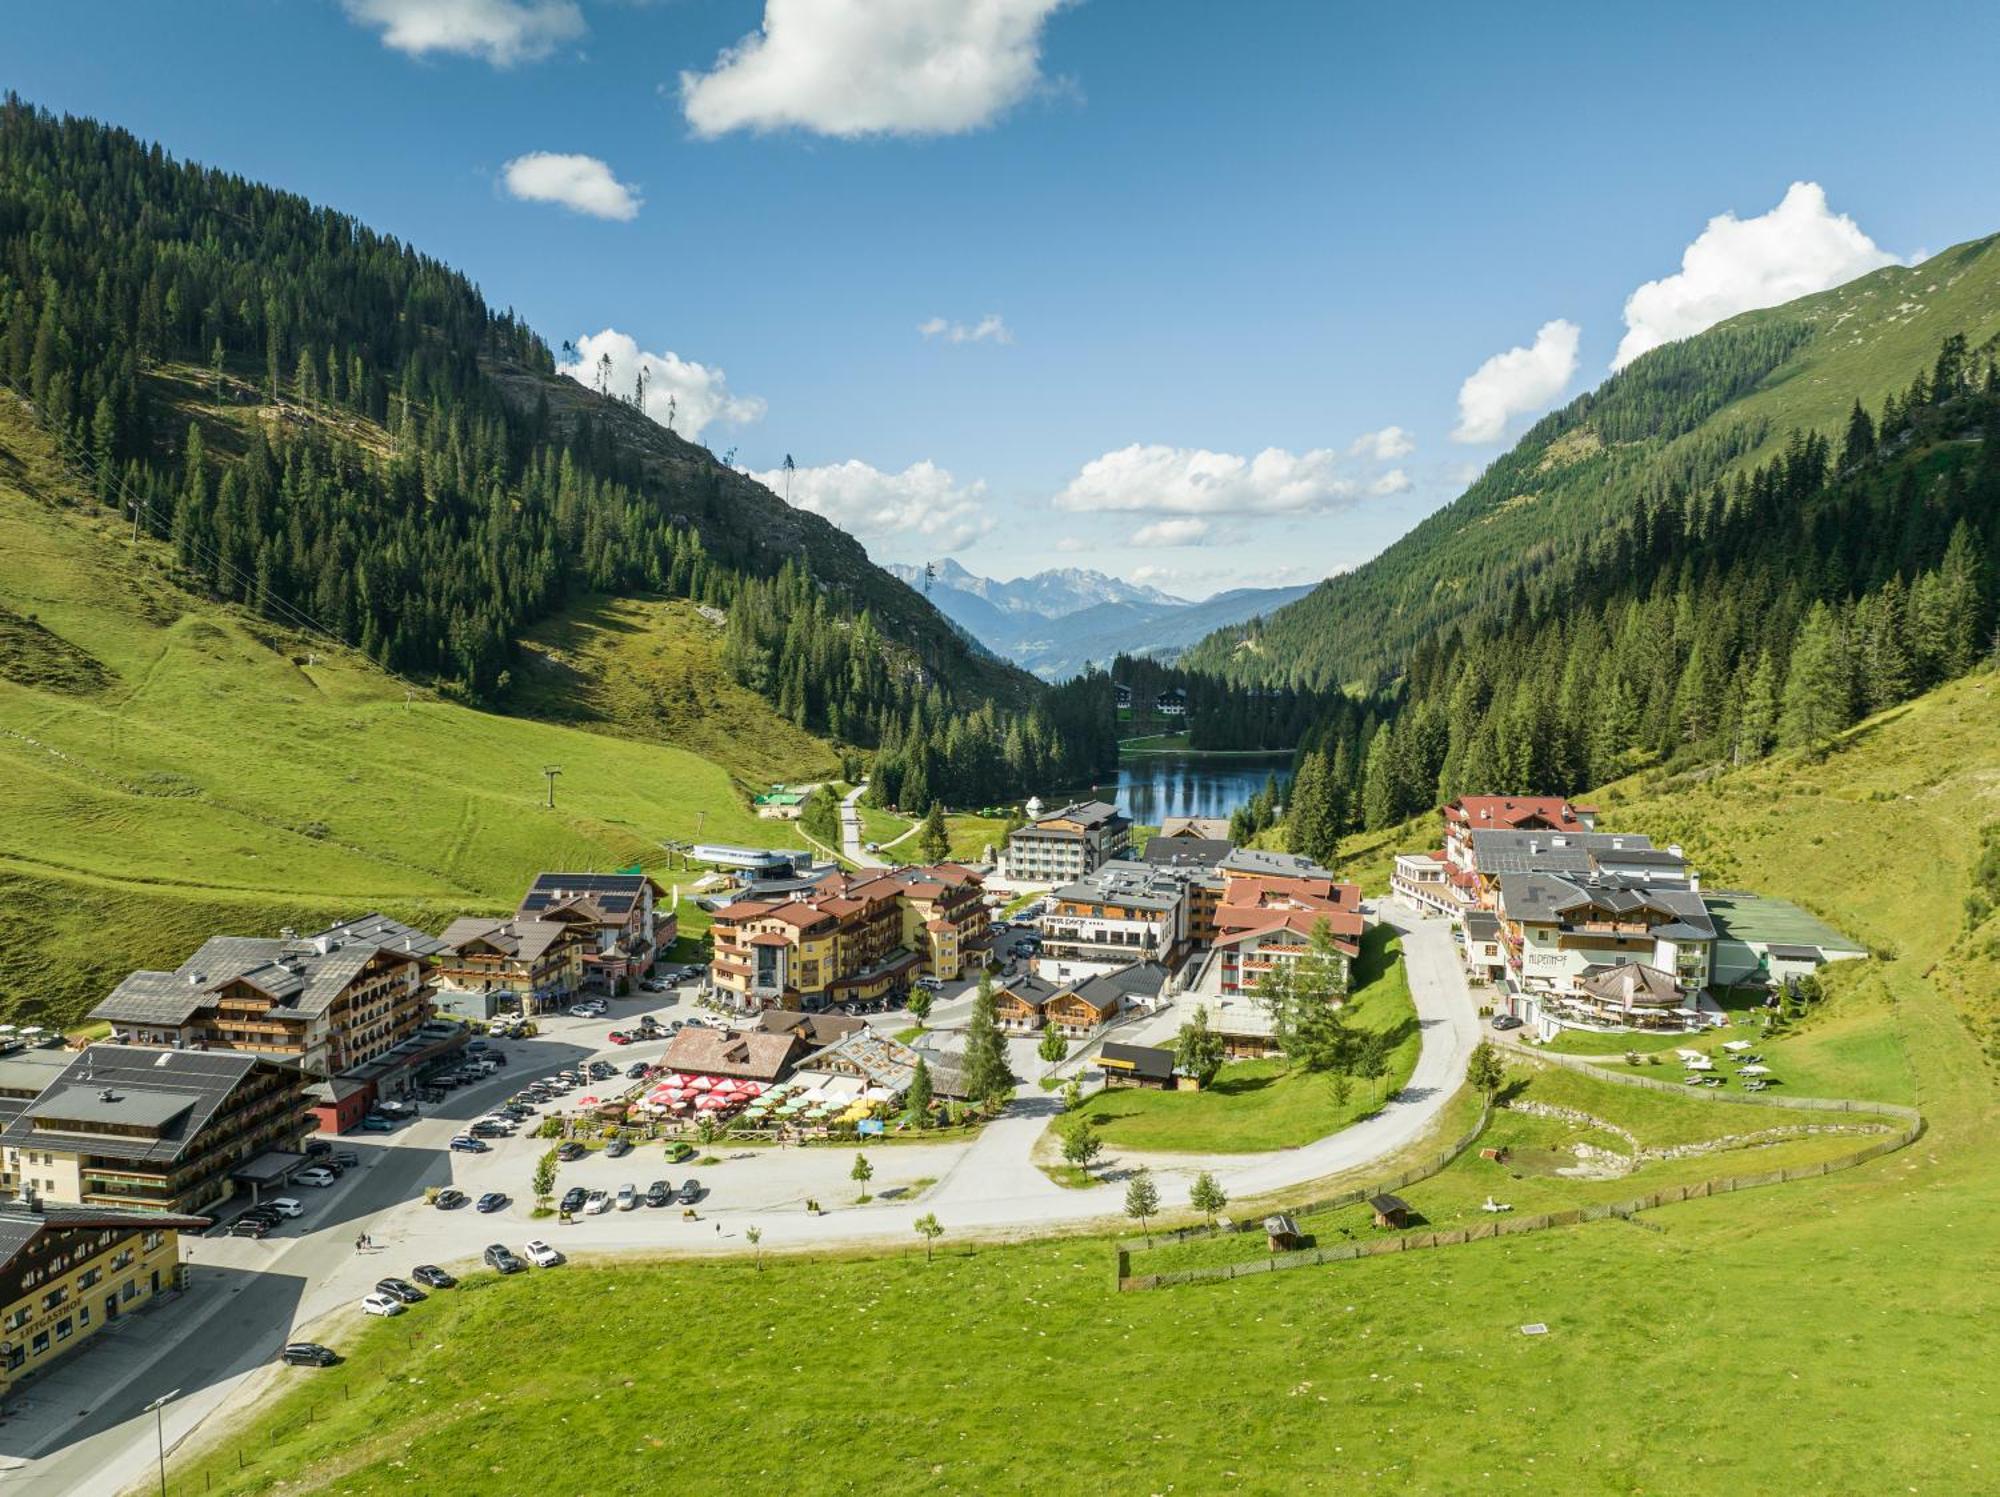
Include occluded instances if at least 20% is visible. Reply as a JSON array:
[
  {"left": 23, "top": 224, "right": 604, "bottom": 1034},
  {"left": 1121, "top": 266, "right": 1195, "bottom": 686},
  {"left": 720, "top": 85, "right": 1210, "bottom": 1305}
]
[
  {"left": 1278, "top": 340, "right": 1999, "bottom": 865},
  {"left": 0, "top": 97, "right": 1117, "bottom": 810}
]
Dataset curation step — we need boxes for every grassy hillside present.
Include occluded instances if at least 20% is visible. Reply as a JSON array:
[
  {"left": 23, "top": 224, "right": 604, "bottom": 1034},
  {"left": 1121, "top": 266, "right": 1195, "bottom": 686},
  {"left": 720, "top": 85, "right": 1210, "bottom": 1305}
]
[
  {"left": 168, "top": 667, "right": 2000, "bottom": 1496},
  {"left": 1188, "top": 231, "right": 2000, "bottom": 689},
  {"left": 0, "top": 397, "right": 802, "bottom": 1025},
  {"left": 504, "top": 592, "right": 837, "bottom": 786}
]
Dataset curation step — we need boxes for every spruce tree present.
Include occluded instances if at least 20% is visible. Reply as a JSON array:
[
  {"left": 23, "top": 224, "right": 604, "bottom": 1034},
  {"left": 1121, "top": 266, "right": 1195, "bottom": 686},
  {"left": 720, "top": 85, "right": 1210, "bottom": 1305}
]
[{"left": 961, "top": 974, "right": 1016, "bottom": 1105}]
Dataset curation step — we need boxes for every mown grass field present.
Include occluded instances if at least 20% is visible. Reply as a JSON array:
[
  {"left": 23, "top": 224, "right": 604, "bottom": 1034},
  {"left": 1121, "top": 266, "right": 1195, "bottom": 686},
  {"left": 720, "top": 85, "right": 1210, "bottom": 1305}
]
[
  {"left": 1061, "top": 926, "right": 1418, "bottom": 1153},
  {"left": 856, "top": 801, "right": 914, "bottom": 849},
  {"left": 169, "top": 670, "right": 2000, "bottom": 1497},
  {"left": 505, "top": 592, "right": 837, "bottom": 786},
  {"left": 0, "top": 400, "right": 807, "bottom": 1024}
]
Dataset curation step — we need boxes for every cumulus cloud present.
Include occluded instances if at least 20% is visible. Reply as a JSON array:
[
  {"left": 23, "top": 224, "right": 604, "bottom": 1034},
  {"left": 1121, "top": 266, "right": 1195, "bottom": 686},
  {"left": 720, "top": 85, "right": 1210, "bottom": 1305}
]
[
  {"left": 501, "top": 153, "right": 641, "bottom": 220},
  {"left": 680, "top": 0, "right": 1067, "bottom": 139},
  {"left": 752, "top": 458, "right": 993, "bottom": 553},
  {"left": 1349, "top": 425, "right": 1415, "bottom": 461},
  {"left": 1613, "top": 182, "right": 1900, "bottom": 371},
  {"left": 1133, "top": 518, "right": 1210, "bottom": 547},
  {"left": 1368, "top": 468, "right": 1413, "bottom": 496},
  {"left": 918, "top": 313, "right": 1013, "bottom": 345},
  {"left": 342, "top": 0, "right": 583, "bottom": 65},
  {"left": 1054, "top": 444, "right": 1355, "bottom": 517},
  {"left": 558, "top": 329, "right": 765, "bottom": 442},
  {"left": 1451, "top": 319, "right": 1580, "bottom": 445}
]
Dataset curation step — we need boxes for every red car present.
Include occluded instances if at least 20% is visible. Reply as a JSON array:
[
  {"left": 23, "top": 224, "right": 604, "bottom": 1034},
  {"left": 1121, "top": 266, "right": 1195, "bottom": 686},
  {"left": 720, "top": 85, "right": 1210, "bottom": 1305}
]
[{"left": 606, "top": 1030, "right": 633, "bottom": 1045}]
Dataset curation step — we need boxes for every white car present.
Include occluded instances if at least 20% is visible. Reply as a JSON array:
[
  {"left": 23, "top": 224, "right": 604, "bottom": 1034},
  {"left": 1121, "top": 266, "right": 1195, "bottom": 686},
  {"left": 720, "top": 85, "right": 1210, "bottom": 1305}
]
[
  {"left": 267, "top": 1197, "right": 305, "bottom": 1218},
  {"left": 523, "top": 1240, "right": 564, "bottom": 1268},
  {"left": 583, "top": 1190, "right": 610, "bottom": 1215},
  {"left": 360, "top": 1293, "right": 405, "bottom": 1317},
  {"left": 616, "top": 1184, "right": 638, "bottom": 1211},
  {"left": 296, "top": 1167, "right": 337, "bottom": 1188}
]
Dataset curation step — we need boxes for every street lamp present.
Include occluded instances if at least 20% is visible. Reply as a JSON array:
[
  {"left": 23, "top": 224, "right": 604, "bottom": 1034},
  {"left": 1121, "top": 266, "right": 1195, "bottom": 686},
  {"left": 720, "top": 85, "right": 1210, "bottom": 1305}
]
[{"left": 144, "top": 1388, "right": 180, "bottom": 1497}]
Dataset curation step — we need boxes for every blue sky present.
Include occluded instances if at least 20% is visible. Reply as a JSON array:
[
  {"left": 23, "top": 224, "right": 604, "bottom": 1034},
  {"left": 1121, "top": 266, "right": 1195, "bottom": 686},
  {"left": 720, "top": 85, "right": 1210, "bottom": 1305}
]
[{"left": 9, "top": 0, "right": 2000, "bottom": 595}]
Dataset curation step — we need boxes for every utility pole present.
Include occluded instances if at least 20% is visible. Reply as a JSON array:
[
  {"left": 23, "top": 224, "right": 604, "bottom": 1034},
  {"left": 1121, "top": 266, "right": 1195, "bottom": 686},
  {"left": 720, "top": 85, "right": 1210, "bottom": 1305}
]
[
  {"left": 542, "top": 765, "right": 562, "bottom": 810},
  {"left": 128, "top": 496, "right": 143, "bottom": 544}
]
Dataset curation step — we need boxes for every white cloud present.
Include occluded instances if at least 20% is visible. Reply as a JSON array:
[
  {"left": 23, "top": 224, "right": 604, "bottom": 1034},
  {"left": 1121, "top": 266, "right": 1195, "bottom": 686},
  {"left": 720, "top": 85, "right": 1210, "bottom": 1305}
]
[
  {"left": 1612, "top": 182, "right": 1901, "bottom": 371},
  {"left": 751, "top": 458, "right": 993, "bottom": 553},
  {"left": 1129, "top": 565, "right": 1181, "bottom": 586},
  {"left": 558, "top": 329, "right": 765, "bottom": 441},
  {"left": 918, "top": 313, "right": 1013, "bottom": 345},
  {"left": 1054, "top": 444, "right": 1355, "bottom": 516},
  {"left": 1054, "top": 535, "right": 1090, "bottom": 553},
  {"left": 1368, "top": 468, "right": 1413, "bottom": 496},
  {"left": 1133, "top": 518, "right": 1210, "bottom": 547},
  {"left": 342, "top": 0, "right": 583, "bottom": 65},
  {"left": 1349, "top": 425, "right": 1415, "bottom": 461},
  {"left": 1451, "top": 319, "right": 1580, "bottom": 445},
  {"left": 679, "top": 0, "right": 1066, "bottom": 139},
  {"left": 501, "top": 153, "right": 641, "bottom": 221}
]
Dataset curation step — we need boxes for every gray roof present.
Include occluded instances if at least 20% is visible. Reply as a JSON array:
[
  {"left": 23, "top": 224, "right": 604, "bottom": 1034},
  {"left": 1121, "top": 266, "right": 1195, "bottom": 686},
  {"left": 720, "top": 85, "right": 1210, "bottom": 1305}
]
[
  {"left": 94, "top": 914, "right": 442, "bottom": 1026},
  {"left": 1765, "top": 943, "right": 1824, "bottom": 962},
  {"left": 1075, "top": 961, "right": 1170, "bottom": 1007},
  {"left": 1099, "top": 1042, "right": 1174, "bottom": 1080},
  {"left": 0, "top": 1047, "right": 77, "bottom": 1098},
  {"left": 437, "top": 917, "right": 574, "bottom": 964},
  {"left": 1, "top": 1045, "right": 283, "bottom": 1166},
  {"left": 1219, "top": 848, "right": 1333, "bottom": 880},
  {"left": 1141, "top": 837, "right": 1234, "bottom": 869},
  {"left": 516, "top": 871, "right": 655, "bottom": 923},
  {"left": 1496, "top": 872, "right": 1713, "bottom": 939},
  {"left": 1470, "top": 828, "right": 1672, "bottom": 878},
  {"left": 1577, "top": 962, "right": 1682, "bottom": 1007},
  {"left": 1054, "top": 860, "right": 1187, "bottom": 913},
  {"left": 1463, "top": 911, "right": 1502, "bottom": 940}
]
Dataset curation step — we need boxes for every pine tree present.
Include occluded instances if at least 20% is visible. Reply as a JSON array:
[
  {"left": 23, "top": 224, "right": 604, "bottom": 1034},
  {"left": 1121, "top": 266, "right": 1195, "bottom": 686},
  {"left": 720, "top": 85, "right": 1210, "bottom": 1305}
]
[
  {"left": 1779, "top": 601, "right": 1852, "bottom": 752},
  {"left": 918, "top": 801, "right": 950, "bottom": 863},
  {"left": 961, "top": 975, "right": 1016, "bottom": 1105}
]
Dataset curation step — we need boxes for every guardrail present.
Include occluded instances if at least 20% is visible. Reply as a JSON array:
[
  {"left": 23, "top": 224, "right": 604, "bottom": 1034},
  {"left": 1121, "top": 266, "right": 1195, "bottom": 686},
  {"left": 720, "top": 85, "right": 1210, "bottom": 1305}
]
[{"left": 1115, "top": 1053, "right": 1923, "bottom": 1291}]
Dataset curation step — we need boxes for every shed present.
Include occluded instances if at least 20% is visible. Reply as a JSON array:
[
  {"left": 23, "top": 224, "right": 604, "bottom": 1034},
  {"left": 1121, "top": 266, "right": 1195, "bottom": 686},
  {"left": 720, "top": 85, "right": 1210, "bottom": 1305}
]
[
  {"left": 1098, "top": 1042, "right": 1176, "bottom": 1090},
  {"left": 1264, "top": 1213, "right": 1301, "bottom": 1252},
  {"left": 1368, "top": 1192, "right": 1410, "bottom": 1229}
]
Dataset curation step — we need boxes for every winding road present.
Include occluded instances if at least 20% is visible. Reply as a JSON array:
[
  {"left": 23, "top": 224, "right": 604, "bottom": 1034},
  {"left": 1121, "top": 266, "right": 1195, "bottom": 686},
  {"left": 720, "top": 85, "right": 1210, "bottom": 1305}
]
[{"left": 28, "top": 902, "right": 1474, "bottom": 1494}]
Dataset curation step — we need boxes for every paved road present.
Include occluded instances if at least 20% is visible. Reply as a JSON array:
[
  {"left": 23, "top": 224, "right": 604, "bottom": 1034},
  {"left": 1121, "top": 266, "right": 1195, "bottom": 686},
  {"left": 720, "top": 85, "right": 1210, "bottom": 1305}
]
[
  {"left": 839, "top": 783, "right": 888, "bottom": 868},
  {"left": 46, "top": 905, "right": 1475, "bottom": 1494}
]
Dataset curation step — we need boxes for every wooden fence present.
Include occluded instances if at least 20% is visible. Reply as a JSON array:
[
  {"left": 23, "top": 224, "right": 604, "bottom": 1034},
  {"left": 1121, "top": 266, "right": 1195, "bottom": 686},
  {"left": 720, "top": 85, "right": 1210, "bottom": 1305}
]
[{"left": 1116, "top": 1052, "right": 1923, "bottom": 1291}]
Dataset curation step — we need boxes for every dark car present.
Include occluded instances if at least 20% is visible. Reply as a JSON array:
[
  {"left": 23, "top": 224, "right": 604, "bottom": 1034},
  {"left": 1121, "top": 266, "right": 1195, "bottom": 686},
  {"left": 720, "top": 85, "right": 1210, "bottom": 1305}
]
[
  {"left": 1491, "top": 1014, "right": 1525, "bottom": 1031},
  {"left": 434, "top": 1188, "right": 469, "bottom": 1210},
  {"left": 484, "top": 1244, "right": 524, "bottom": 1274},
  {"left": 228, "top": 1218, "right": 272, "bottom": 1238},
  {"left": 449, "top": 1136, "right": 490, "bottom": 1154},
  {"left": 374, "top": 1277, "right": 427, "bottom": 1305},
  {"left": 559, "top": 1186, "right": 589, "bottom": 1214},
  {"left": 626, "top": 1062, "right": 650, "bottom": 1080},
  {"left": 304, "top": 1139, "right": 333, "bottom": 1158},
  {"left": 475, "top": 1191, "right": 509, "bottom": 1213},
  {"left": 604, "top": 1137, "right": 633, "bottom": 1160},
  {"left": 280, "top": 1342, "right": 340, "bottom": 1367},
  {"left": 502, "top": 1103, "right": 535, "bottom": 1119},
  {"left": 329, "top": 1151, "right": 361, "bottom": 1169},
  {"left": 556, "top": 1141, "right": 587, "bottom": 1163},
  {"left": 677, "top": 1178, "right": 702, "bottom": 1204},
  {"left": 411, "top": 1264, "right": 458, "bottom": 1290},
  {"left": 645, "top": 1180, "right": 672, "bottom": 1207}
]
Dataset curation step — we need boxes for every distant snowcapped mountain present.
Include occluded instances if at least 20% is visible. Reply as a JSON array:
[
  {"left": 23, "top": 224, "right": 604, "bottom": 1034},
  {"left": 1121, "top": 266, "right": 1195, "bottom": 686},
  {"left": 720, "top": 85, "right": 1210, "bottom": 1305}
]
[
  {"left": 889, "top": 560, "right": 1188, "bottom": 618},
  {"left": 887, "top": 560, "right": 1312, "bottom": 681}
]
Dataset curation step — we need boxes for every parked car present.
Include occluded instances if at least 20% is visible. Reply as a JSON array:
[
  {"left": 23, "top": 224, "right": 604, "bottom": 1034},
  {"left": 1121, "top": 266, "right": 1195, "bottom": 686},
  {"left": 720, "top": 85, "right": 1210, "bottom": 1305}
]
[
  {"left": 645, "top": 1180, "right": 673, "bottom": 1208},
  {"left": 267, "top": 1197, "right": 304, "bottom": 1218},
  {"left": 411, "top": 1264, "right": 458, "bottom": 1290},
  {"left": 559, "top": 1186, "right": 588, "bottom": 1215},
  {"left": 583, "top": 1190, "right": 610, "bottom": 1215},
  {"left": 625, "top": 1062, "right": 649, "bottom": 1080},
  {"left": 296, "top": 1167, "right": 337, "bottom": 1188},
  {"left": 475, "top": 1191, "right": 509, "bottom": 1213},
  {"left": 330, "top": 1151, "right": 361, "bottom": 1169},
  {"left": 1491, "top": 1014, "right": 1524, "bottom": 1031},
  {"left": 359, "top": 1114, "right": 397, "bottom": 1133},
  {"left": 374, "top": 1277, "right": 427, "bottom": 1305},
  {"left": 433, "top": 1188, "right": 469, "bottom": 1210},
  {"left": 360, "top": 1292, "right": 405, "bottom": 1317},
  {"left": 523, "top": 1240, "right": 564, "bottom": 1268},
  {"left": 449, "top": 1136, "right": 490, "bottom": 1154},
  {"left": 677, "top": 1178, "right": 703, "bottom": 1204},
  {"left": 616, "top": 1183, "right": 638, "bottom": 1211},
  {"left": 469, "top": 1122, "right": 510, "bottom": 1140},
  {"left": 556, "top": 1142, "right": 586, "bottom": 1163},
  {"left": 280, "top": 1342, "right": 340, "bottom": 1367},
  {"left": 666, "top": 1141, "right": 695, "bottom": 1163},
  {"left": 604, "top": 1137, "right": 633, "bottom": 1160},
  {"left": 484, "top": 1244, "right": 524, "bottom": 1274},
  {"left": 228, "top": 1218, "right": 272, "bottom": 1239}
]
